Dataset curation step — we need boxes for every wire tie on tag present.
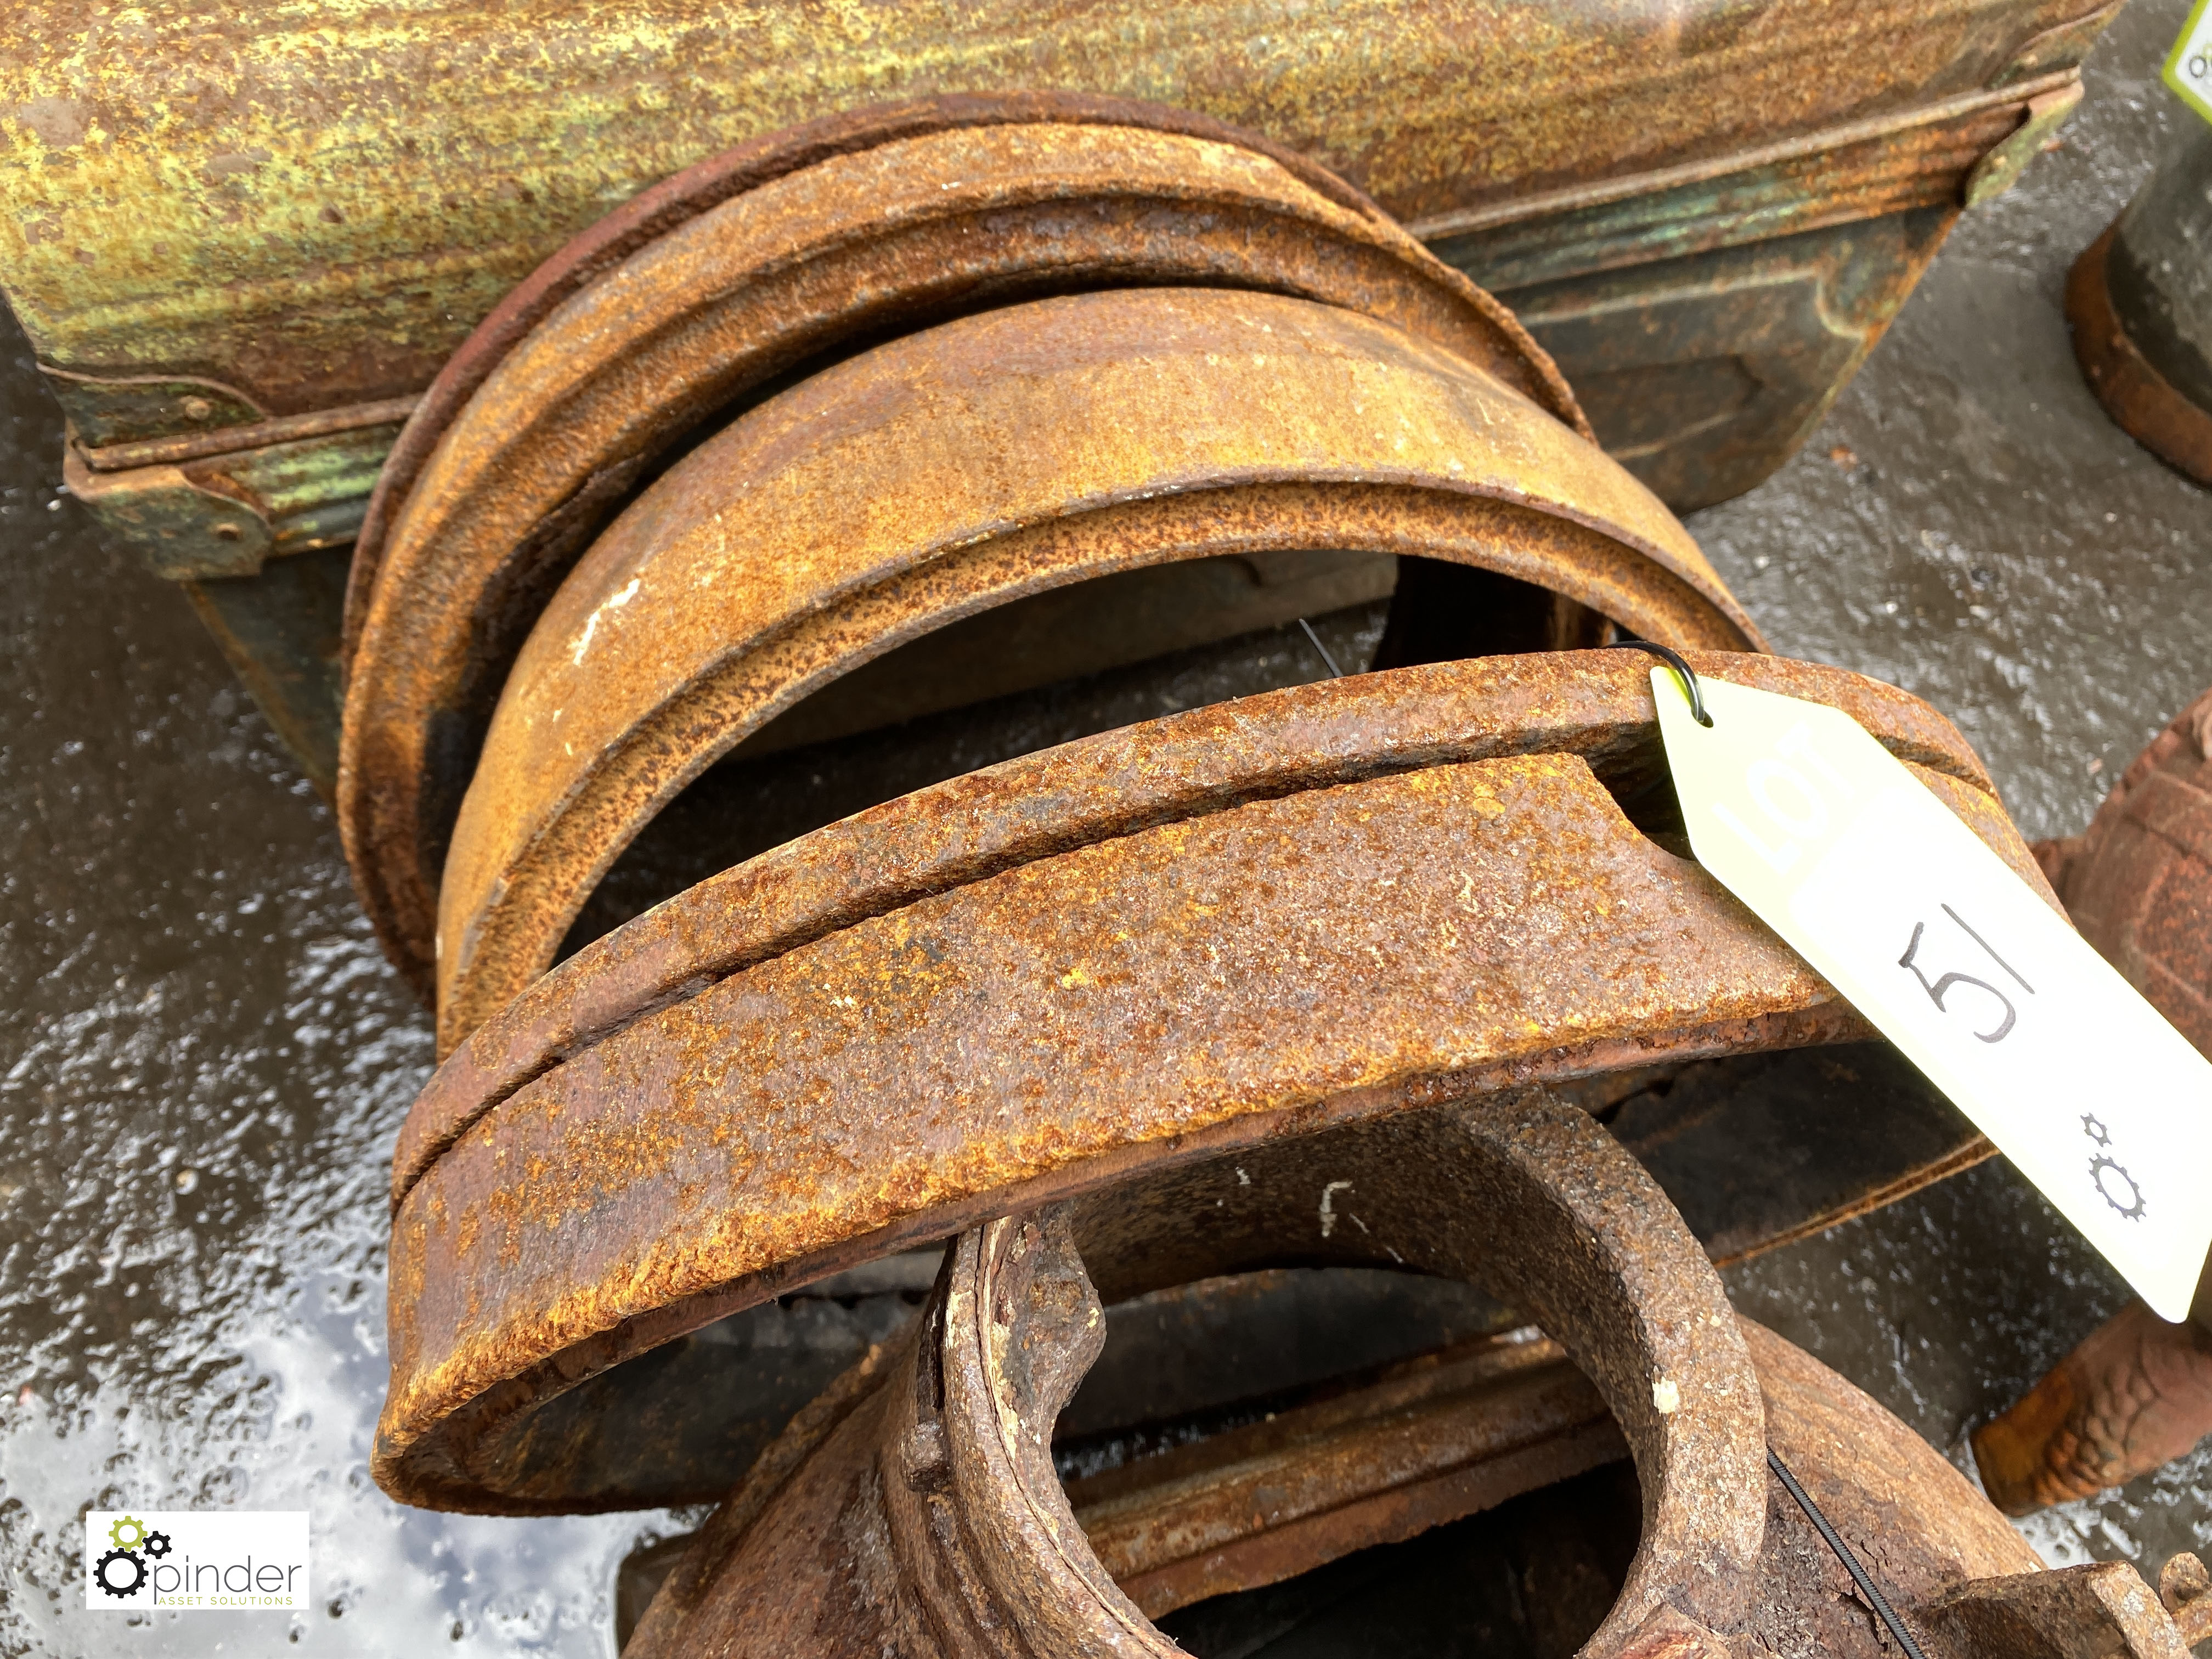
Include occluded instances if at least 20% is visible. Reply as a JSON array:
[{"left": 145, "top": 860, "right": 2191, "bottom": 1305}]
[
  {"left": 1768, "top": 1446, "right": 1931, "bottom": 1659},
  {"left": 1296, "top": 617, "right": 1345, "bottom": 679},
  {"left": 1608, "top": 638, "right": 1712, "bottom": 727}
]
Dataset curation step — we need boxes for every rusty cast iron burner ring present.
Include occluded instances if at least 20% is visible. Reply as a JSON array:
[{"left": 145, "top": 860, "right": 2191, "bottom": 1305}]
[
  {"left": 622, "top": 1094, "right": 1771, "bottom": 1655},
  {"left": 341, "top": 90, "right": 1509, "bottom": 664},
  {"left": 616, "top": 1096, "right": 2077, "bottom": 1657},
  {"left": 376, "top": 651, "right": 2050, "bottom": 1516}
]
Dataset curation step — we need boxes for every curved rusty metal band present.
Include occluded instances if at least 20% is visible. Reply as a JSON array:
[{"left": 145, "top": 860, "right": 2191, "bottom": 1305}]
[
  {"left": 340, "top": 112, "right": 1588, "bottom": 1006},
  {"left": 397, "top": 651, "right": 1996, "bottom": 1209},
  {"left": 624, "top": 1098, "right": 1769, "bottom": 1655},
  {"left": 430, "top": 288, "right": 1762, "bottom": 1050},
  {"left": 377, "top": 653, "right": 2047, "bottom": 1514},
  {"left": 341, "top": 90, "right": 1453, "bottom": 660},
  {"left": 2068, "top": 223, "right": 2212, "bottom": 487}
]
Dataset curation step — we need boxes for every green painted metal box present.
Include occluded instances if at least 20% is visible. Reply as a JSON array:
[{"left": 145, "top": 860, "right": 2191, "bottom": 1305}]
[{"left": 0, "top": 0, "right": 2112, "bottom": 787}]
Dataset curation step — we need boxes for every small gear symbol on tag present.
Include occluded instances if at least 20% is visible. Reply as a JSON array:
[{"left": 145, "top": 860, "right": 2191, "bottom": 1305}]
[
  {"left": 107, "top": 1515, "right": 146, "bottom": 1551},
  {"left": 94, "top": 1547, "right": 145, "bottom": 1598},
  {"left": 2090, "top": 1153, "right": 2146, "bottom": 1220},
  {"left": 2081, "top": 1113, "right": 2112, "bottom": 1147},
  {"left": 142, "top": 1530, "right": 172, "bottom": 1559}
]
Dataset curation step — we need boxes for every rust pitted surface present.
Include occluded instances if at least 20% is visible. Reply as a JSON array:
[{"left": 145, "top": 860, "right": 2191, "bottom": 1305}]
[
  {"left": 337, "top": 112, "right": 1585, "bottom": 1007},
  {"left": 0, "top": 1, "right": 2114, "bottom": 411},
  {"left": 341, "top": 92, "right": 1571, "bottom": 661},
  {"left": 393, "top": 650, "right": 2021, "bottom": 1208},
  {"left": 623, "top": 1097, "right": 1768, "bottom": 1650},
  {"left": 375, "top": 661, "right": 2045, "bottom": 1514},
  {"left": 2039, "top": 681, "right": 2212, "bottom": 1055},
  {"left": 1740, "top": 1318, "right": 2046, "bottom": 1654},
  {"left": 427, "top": 287, "right": 1759, "bottom": 1049}
]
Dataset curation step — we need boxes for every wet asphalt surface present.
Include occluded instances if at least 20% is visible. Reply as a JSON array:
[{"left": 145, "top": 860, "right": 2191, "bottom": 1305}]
[{"left": 2, "top": 2, "right": 2208, "bottom": 1651}]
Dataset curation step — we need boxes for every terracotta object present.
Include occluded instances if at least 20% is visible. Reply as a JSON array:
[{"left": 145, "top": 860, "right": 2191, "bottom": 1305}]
[
  {"left": 2036, "top": 683, "right": 2212, "bottom": 1055},
  {"left": 1975, "top": 1300, "right": 2212, "bottom": 1517},
  {"left": 1976, "top": 685, "right": 2212, "bottom": 1516}
]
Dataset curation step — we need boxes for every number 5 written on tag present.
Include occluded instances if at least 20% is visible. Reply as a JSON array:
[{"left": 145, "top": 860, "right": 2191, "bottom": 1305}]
[{"left": 1648, "top": 669, "right": 2212, "bottom": 1322}]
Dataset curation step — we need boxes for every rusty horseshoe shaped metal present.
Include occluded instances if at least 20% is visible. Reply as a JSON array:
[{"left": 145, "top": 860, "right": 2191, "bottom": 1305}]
[
  {"left": 338, "top": 98, "right": 1601, "bottom": 1006},
  {"left": 423, "top": 288, "right": 1759, "bottom": 1049},
  {"left": 375, "top": 651, "right": 2047, "bottom": 1517}
]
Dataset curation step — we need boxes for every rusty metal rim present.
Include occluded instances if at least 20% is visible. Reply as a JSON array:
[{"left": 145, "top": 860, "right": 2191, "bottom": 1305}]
[
  {"left": 626, "top": 1297, "right": 2066, "bottom": 1658},
  {"left": 985, "top": 1109, "right": 1767, "bottom": 1653},
  {"left": 386, "top": 1010, "right": 1862, "bottom": 1516},
  {"left": 624, "top": 1193, "right": 2079, "bottom": 1655},
  {"left": 1401, "top": 67, "right": 2085, "bottom": 244},
  {"left": 396, "top": 650, "right": 1999, "bottom": 1211},
  {"left": 426, "top": 285, "right": 1757, "bottom": 1051},
  {"left": 376, "top": 665, "right": 2047, "bottom": 1516},
  {"left": 340, "top": 120, "right": 1594, "bottom": 1016},
  {"left": 2067, "top": 222, "right": 2212, "bottom": 486},
  {"left": 341, "top": 89, "right": 1422, "bottom": 662},
  {"left": 343, "top": 90, "right": 1584, "bottom": 661},
  {"left": 430, "top": 481, "right": 1747, "bottom": 1052}
]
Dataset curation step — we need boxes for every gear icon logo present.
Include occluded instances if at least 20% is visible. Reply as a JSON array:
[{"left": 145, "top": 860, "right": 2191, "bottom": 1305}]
[
  {"left": 2081, "top": 1113, "right": 2112, "bottom": 1147},
  {"left": 2090, "top": 1153, "right": 2147, "bottom": 1220},
  {"left": 93, "top": 1547, "right": 145, "bottom": 1598},
  {"left": 142, "top": 1530, "right": 172, "bottom": 1560},
  {"left": 106, "top": 1515, "right": 146, "bottom": 1551}
]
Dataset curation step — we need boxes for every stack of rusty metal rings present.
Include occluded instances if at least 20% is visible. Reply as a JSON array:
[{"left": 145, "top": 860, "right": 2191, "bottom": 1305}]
[{"left": 346, "top": 95, "right": 2200, "bottom": 1656}]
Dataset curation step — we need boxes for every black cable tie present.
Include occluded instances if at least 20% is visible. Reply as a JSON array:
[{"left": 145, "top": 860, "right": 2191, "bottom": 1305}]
[
  {"left": 1608, "top": 638, "right": 1712, "bottom": 726},
  {"left": 1768, "top": 1446, "right": 1931, "bottom": 1659}
]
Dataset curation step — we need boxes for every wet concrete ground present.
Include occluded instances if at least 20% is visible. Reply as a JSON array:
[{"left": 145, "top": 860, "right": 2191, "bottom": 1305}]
[{"left": 2, "top": 1, "right": 2208, "bottom": 1651}]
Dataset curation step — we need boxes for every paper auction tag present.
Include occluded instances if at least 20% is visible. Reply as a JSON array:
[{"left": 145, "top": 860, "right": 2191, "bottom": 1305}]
[
  {"left": 2167, "top": 0, "right": 2212, "bottom": 128},
  {"left": 1649, "top": 669, "right": 2212, "bottom": 1321}
]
